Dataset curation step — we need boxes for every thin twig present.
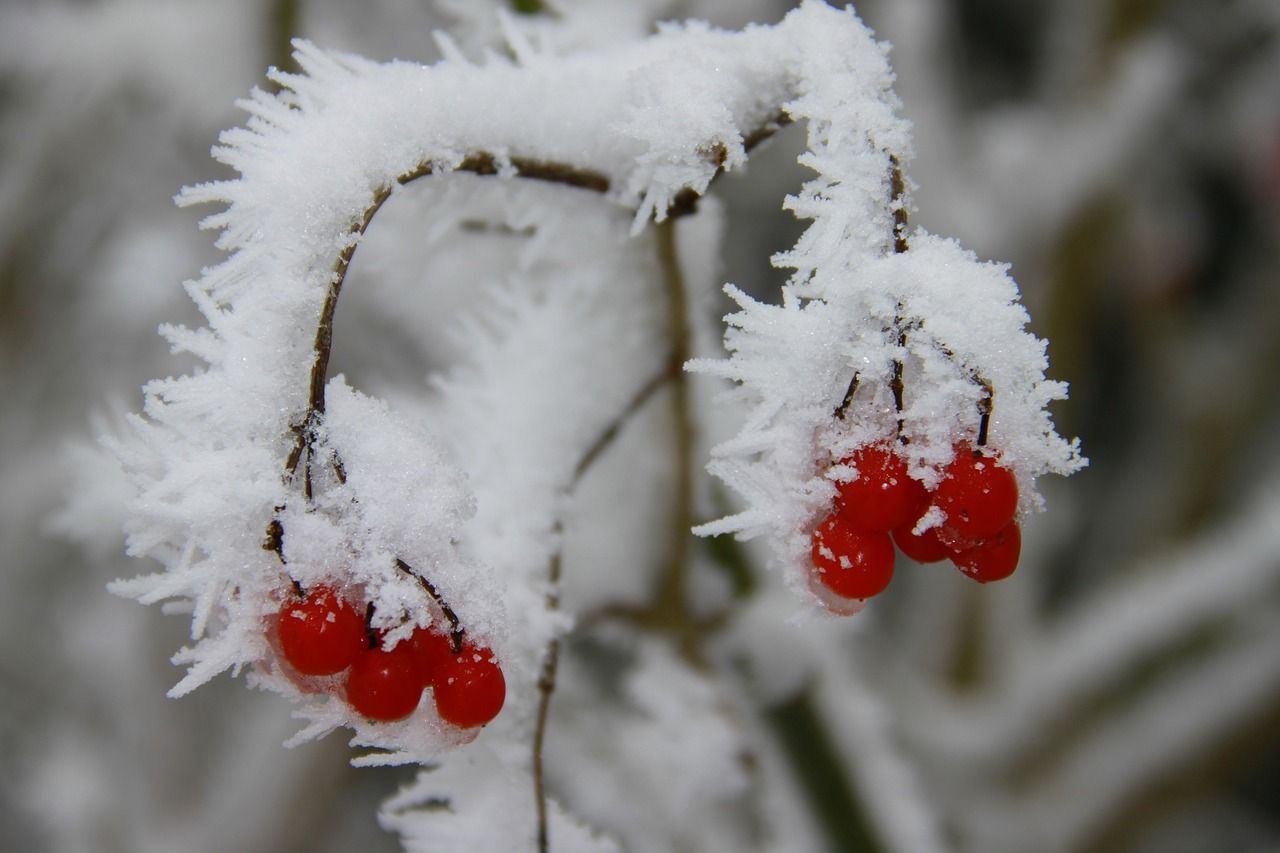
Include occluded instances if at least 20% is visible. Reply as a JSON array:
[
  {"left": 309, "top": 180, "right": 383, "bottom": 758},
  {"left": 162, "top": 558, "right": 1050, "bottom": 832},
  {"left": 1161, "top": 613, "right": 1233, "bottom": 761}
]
[
  {"left": 282, "top": 116, "right": 787, "bottom": 483},
  {"left": 932, "top": 340, "right": 996, "bottom": 447},
  {"left": 889, "top": 155, "right": 909, "bottom": 255},
  {"left": 890, "top": 308, "right": 907, "bottom": 441},
  {"left": 976, "top": 378, "right": 993, "bottom": 448},
  {"left": 532, "top": 549, "right": 561, "bottom": 853},
  {"left": 571, "top": 356, "right": 681, "bottom": 487},
  {"left": 396, "top": 558, "right": 464, "bottom": 651},
  {"left": 833, "top": 155, "right": 909, "bottom": 420},
  {"left": 531, "top": 357, "right": 680, "bottom": 851},
  {"left": 653, "top": 218, "right": 699, "bottom": 662},
  {"left": 834, "top": 373, "right": 860, "bottom": 420},
  {"left": 263, "top": 517, "right": 285, "bottom": 562}
]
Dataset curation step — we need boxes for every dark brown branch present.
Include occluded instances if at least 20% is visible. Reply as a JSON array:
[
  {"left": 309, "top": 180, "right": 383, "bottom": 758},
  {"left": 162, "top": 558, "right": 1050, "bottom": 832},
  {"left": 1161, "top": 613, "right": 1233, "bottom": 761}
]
[
  {"left": 833, "top": 372, "right": 860, "bottom": 420},
  {"left": 976, "top": 378, "right": 993, "bottom": 448},
  {"left": 890, "top": 354, "right": 906, "bottom": 438},
  {"left": 285, "top": 157, "right": 610, "bottom": 480},
  {"left": 263, "top": 517, "right": 286, "bottom": 562},
  {"left": 283, "top": 113, "right": 791, "bottom": 487},
  {"left": 889, "top": 155, "right": 908, "bottom": 255},
  {"left": 890, "top": 305, "right": 908, "bottom": 440},
  {"left": 888, "top": 157, "right": 909, "bottom": 435},
  {"left": 364, "top": 601, "right": 378, "bottom": 649},
  {"left": 667, "top": 114, "right": 792, "bottom": 217},
  {"left": 396, "top": 558, "right": 464, "bottom": 651},
  {"left": 932, "top": 340, "right": 996, "bottom": 446},
  {"left": 833, "top": 155, "right": 911, "bottom": 424}
]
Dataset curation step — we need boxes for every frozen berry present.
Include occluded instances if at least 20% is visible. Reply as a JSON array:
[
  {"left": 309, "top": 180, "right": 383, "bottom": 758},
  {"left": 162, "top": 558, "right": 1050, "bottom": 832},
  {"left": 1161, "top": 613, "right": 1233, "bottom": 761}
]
[
  {"left": 810, "top": 513, "right": 895, "bottom": 600},
  {"left": 432, "top": 643, "right": 506, "bottom": 729},
  {"left": 933, "top": 444, "right": 1018, "bottom": 539},
  {"left": 892, "top": 517, "right": 951, "bottom": 564},
  {"left": 276, "top": 585, "right": 366, "bottom": 676},
  {"left": 951, "top": 522, "right": 1022, "bottom": 583},
  {"left": 806, "top": 571, "right": 868, "bottom": 616},
  {"left": 406, "top": 626, "right": 455, "bottom": 686},
  {"left": 345, "top": 641, "right": 423, "bottom": 721},
  {"left": 834, "top": 443, "right": 928, "bottom": 533}
]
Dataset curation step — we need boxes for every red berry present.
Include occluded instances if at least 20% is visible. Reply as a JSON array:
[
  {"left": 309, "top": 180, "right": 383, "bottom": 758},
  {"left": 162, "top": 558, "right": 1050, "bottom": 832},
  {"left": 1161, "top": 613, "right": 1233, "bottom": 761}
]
[
  {"left": 951, "top": 522, "right": 1022, "bottom": 583},
  {"left": 806, "top": 571, "right": 868, "bottom": 616},
  {"left": 809, "top": 513, "right": 895, "bottom": 600},
  {"left": 432, "top": 643, "right": 506, "bottom": 729},
  {"left": 834, "top": 443, "right": 929, "bottom": 533},
  {"left": 933, "top": 444, "right": 1018, "bottom": 539},
  {"left": 276, "top": 585, "right": 367, "bottom": 676},
  {"left": 406, "top": 626, "right": 455, "bottom": 686},
  {"left": 345, "top": 641, "right": 424, "bottom": 721},
  {"left": 934, "top": 524, "right": 983, "bottom": 555},
  {"left": 892, "top": 518, "right": 950, "bottom": 564}
]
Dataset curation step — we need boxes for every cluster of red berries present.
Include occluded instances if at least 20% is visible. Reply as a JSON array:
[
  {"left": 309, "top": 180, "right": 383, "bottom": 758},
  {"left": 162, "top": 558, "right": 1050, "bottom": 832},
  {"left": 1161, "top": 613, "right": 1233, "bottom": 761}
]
[
  {"left": 809, "top": 440, "right": 1021, "bottom": 609},
  {"left": 272, "top": 584, "right": 505, "bottom": 728}
]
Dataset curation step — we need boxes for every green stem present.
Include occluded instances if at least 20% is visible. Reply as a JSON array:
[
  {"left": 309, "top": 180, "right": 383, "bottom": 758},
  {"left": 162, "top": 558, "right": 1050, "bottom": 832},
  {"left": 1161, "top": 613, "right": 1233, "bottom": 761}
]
[
  {"left": 654, "top": 218, "right": 699, "bottom": 663},
  {"left": 766, "top": 692, "right": 884, "bottom": 853}
]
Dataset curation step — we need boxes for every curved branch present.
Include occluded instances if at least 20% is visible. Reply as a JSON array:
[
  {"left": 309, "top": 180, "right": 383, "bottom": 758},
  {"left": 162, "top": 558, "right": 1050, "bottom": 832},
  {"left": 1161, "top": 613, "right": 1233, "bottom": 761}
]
[{"left": 283, "top": 115, "right": 787, "bottom": 479}]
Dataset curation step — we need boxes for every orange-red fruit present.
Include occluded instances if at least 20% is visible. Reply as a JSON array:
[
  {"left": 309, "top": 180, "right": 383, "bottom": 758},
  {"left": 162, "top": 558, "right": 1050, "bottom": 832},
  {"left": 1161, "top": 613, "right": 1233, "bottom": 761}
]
[
  {"left": 406, "top": 626, "right": 455, "bottom": 686},
  {"left": 951, "top": 522, "right": 1022, "bottom": 583},
  {"left": 807, "top": 574, "right": 869, "bottom": 616},
  {"left": 276, "top": 585, "right": 367, "bottom": 676},
  {"left": 835, "top": 443, "right": 929, "bottom": 533},
  {"left": 810, "top": 513, "right": 895, "bottom": 600},
  {"left": 345, "top": 642, "right": 424, "bottom": 721},
  {"left": 933, "top": 444, "right": 1018, "bottom": 539},
  {"left": 892, "top": 518, "right": 951, "bottom": 564},
  {"left": 433, "top": 644, "right": 506, "bottom": 729}
]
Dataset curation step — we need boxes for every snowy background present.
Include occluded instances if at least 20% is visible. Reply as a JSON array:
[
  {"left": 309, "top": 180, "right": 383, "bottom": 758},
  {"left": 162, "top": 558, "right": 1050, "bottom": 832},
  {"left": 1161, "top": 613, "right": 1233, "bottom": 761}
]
[{"left": 2, "top": 0, "right": 1279, "bottom": 851}]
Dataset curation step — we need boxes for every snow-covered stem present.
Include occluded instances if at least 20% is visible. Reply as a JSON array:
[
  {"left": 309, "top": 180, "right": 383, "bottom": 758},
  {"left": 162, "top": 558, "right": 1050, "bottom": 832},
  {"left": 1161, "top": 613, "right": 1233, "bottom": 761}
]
[{"left": 288, "top": 154, "right": 612, "bottom": 478}]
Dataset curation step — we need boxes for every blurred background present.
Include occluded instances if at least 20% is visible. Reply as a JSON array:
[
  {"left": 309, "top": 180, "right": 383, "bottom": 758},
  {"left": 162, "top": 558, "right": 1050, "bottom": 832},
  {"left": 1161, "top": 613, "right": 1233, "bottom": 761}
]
[{"left": 1, "top": 0, "right": 1278, "bottom": 851}]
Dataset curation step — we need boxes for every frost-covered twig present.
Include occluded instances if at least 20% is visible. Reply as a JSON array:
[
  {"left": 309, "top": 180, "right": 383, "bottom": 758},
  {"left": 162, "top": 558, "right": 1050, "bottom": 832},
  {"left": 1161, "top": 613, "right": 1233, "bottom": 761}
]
[{"left": 532, "top": 356, "right": 678, "bottom": 851}]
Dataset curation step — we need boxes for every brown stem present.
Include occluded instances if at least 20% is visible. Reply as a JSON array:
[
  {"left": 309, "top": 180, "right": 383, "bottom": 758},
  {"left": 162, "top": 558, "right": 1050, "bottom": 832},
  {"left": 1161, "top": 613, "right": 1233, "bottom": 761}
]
[
  {"left": 263, "top": 517, "right": 286, "bottom": 562},
  {"left": 976, "top": 378, "right": 994, "bottom": 448},
  {"left": 891, "top": 308, "right": 908, "bottom": 440},
  {"left": 395, "top": 558, "right": 464, "bottom": 651},
  {"left": 833, "top": 156, "right": 910, "bottom": 422},
  {"left": 531, "top": 357, "right": 679, "bottom": 851},
  {"left": 890, "top": 155, "right": 909, "bottom": 255},
  {"left": 834, "top": 373, "right": 860, "bottom": 420},
  {"left": 571, "top": 357, "right": 681, "bottom": 487},
  {"left": 532, "top": 550, "right": 561, "bottom": 853},
  {"left": 364, "top": 602, "right": 378, "bottom": 649},
  {"left": 653, "top": 218, "right": 699, "bottom": 663}
]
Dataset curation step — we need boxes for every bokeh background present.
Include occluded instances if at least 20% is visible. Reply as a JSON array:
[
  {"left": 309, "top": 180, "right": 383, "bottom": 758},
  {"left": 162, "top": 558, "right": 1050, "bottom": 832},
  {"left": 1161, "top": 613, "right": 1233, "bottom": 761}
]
[{"left": 2, "top": 1, "right": 1278, "bottom": 851}]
